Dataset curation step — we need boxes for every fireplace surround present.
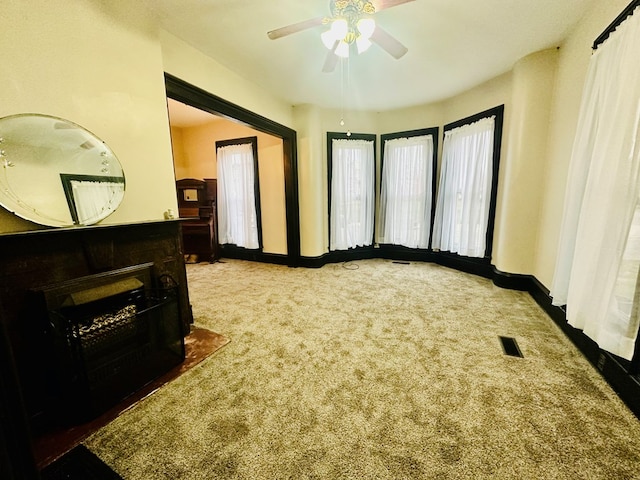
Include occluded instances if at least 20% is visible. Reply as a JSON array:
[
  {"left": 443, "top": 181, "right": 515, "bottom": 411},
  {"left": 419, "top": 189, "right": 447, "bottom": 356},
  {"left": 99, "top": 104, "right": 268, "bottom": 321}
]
[
  {"left": 0, "top": 220, "right": 192, "bottom": 432},
  {"left": 31, "top": 263, "right": 184, "bottom": 422}
]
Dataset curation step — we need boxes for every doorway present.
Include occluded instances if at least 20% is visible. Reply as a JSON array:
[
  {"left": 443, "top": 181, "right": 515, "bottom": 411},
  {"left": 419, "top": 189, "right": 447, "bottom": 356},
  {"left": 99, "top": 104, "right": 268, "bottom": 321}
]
[{"left": 164, "top": 74, "right": 300, "bottom": 266}]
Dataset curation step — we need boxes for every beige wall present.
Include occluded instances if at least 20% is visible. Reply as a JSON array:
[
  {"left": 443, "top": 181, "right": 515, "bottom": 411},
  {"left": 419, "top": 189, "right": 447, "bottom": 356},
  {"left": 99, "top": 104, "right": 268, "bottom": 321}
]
[
  {"left": 170, "top": 119, "right": 288, "bottom": 255},
  {"left": 0, "top": 0, "right": 177, "bottom": 231},
  {"left": 0, "top": 0, "right": 294, "bottom": 236}
]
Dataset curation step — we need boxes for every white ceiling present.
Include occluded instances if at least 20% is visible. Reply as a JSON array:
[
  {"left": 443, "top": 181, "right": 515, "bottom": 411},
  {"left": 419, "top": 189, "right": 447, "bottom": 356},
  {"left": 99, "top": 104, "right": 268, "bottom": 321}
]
[{"left": 149, "top": 0, "right": 598, "bottom": 112}]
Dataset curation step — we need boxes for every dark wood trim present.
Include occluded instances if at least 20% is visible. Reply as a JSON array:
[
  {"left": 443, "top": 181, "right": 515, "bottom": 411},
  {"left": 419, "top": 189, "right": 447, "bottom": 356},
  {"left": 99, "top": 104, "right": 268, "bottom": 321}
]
[
  {"left": 443, "top": 105, "right": 505, "bottom": 261},
  {"left": 0, "top": 300, "right": 39, "bottom": 480},
  {"left": 327, "top": 132, "right": 377, "bottom": 252},
  {"left": 491, "top": 266, "right": 532, "bottom": 291},
  {"left": 215, "top": 136, "right": 263, "bottom": 250},
  {"left": 298, "top": 247, "right": 379, "bottom": 268},
  {"left": 215, "top": 136, "right": 257, "bottom": 149},
  {"left": 164, "top": 73, "right": 301, "bottom": 266},
  {"left": 434, "top": 252, "right": 493, "bottom": 279},
  {"left": 593, "top": 0, "right": 640, "bottom": 50},
  {"left": 377, "top": 244, "right": 433, "bottom": 263},
  {"left": 380, "top": 127, "right": 439, "bottom": 250},
  {"left": 219, "top": 245, "right": 289, "bottom": 266}
]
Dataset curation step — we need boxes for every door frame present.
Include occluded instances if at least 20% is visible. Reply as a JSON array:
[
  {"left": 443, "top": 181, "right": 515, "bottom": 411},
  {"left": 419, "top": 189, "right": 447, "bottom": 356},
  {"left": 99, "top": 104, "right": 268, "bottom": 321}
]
[{"left": 164, "top": 73, "right": 301, "bottom": 266}]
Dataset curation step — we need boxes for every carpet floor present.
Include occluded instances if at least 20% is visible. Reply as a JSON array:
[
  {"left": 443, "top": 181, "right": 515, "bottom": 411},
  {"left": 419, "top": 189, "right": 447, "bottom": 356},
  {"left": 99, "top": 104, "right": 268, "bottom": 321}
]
[{"left": 84, "top": 259, "right": 640, "bottom": 479}]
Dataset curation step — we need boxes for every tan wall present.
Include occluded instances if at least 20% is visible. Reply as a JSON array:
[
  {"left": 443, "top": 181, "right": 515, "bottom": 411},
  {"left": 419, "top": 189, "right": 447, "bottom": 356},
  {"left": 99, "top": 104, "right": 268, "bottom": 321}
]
[
  {"left": 293, "top": 105, "right": 326, "bottom": 257},
  {"left": 171, "top": 119, "right": 287, "bottom": 255},
  {"left": 160, "top": 31, "right": 294, "bottom": 130},
  {"left": 0, "top": 0, "right": 178, "bottom": 231},
  {"left": 170, "top": 126, "right": 189, "bottom": 179},
  {"left": 493, "top": 49, "right": 558, "bottom": 275}
]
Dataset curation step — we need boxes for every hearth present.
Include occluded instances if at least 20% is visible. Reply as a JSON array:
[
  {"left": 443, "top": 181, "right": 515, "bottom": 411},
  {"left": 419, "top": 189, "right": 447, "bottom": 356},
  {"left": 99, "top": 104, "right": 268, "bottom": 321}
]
[{"left": 31, "top": 263, "right": 185, "bottom": 423}]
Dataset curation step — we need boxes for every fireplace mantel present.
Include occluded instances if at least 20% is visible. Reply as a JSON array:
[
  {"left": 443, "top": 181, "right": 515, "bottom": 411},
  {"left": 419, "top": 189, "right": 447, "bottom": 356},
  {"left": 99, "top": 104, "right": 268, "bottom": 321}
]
[{"left": 0, "top": 219, "right": 192, "bottom": 428}]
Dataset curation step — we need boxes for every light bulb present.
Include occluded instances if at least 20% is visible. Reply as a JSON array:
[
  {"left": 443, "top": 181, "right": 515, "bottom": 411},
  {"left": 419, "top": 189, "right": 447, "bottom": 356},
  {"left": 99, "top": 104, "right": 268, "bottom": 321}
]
[
  {"left": 356, "top": 36, "right": 372, "bottom": 54},
  {"left": 347, "top": 130, "right": 352, "bottom": 137},
  {"left": 357, "top": 18, "right": 375, "bottom": 39},
  {"left": 321, "top": 30, "right": 337, "bottom": 50},
  {"left": 331, "top": 18, "right": 349, "bottom": 40},
  {"left": 335, "top": 41, "right": 349, "bottom": 58}
]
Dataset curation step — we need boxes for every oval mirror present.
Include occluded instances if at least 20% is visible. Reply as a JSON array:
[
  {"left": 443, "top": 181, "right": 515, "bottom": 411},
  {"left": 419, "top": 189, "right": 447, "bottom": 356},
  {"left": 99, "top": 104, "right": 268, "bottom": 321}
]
[{"left": 0, "top": 113, "right": 125, "bottom": 227}]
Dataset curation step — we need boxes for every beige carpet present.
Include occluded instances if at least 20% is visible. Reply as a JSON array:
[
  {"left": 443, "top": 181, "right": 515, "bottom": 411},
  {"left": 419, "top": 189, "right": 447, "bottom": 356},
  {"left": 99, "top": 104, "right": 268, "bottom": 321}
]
[{"left": 84, "top": 259, "right": 640, "bottom": 479}]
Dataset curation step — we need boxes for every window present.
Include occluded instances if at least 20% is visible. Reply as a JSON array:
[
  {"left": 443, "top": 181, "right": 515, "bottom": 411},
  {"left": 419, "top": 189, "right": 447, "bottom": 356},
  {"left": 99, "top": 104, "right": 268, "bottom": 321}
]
[
  {"left": 60, "top": 174, "right": 125, "bottom": 225},
  {"left": 551, "top": 5, "right": 640, "bottom": 361},
  {"left": 379, "top": 129, "right": 437, "bottom": 249},
  {"left": 328, "top": 133, "right": 376, "bottom": 251},
  {"left": 216, "top": 137, "right": 261, "bottom": 249},
  {"left": 432, "top": 107, "right": 503, "bottom": 258}
]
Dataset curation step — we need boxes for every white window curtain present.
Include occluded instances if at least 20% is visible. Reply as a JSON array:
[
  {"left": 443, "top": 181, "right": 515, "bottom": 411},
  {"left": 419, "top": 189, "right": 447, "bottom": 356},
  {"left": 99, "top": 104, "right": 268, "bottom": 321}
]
[
  {"left": 550, "top": 7, "right": 640, "bottom": 360},
  {"left": 432, "top": 117, "right": 495, "bottom": 258},
  {"left": 71, "top": 180, "right": 124, "bottom": 225},
  {"left": 378, "top": 135, "right": 434, "bottom": 248},
  {"left": 216, "top": 143, "right": 259, "bottom": 249},
  {"left": 330, "top": 138, "right": 375, "bottom": 251}
]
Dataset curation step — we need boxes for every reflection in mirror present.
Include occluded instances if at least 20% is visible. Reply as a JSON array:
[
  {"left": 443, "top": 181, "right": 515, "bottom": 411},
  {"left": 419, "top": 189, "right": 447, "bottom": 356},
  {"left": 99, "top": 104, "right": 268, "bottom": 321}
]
[{"left": 0, "top": 114, "right": 125, "bottom": 227}]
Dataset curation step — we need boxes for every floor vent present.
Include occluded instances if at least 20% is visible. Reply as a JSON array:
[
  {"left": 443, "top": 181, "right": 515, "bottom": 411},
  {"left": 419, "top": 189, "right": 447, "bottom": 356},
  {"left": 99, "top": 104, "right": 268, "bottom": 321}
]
[
  {"left": 392, "top": 261, "right": 410, "bottom": 265},
  {"left": 499, "top": 336, "right": 523, "bottom": 358}
]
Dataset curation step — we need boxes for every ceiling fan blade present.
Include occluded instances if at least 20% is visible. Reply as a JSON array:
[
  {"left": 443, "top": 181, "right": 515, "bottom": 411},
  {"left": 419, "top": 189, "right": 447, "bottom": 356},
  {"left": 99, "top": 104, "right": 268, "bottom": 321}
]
[
  {"left": 370, "top": 25, "right": 408, "bottom": 59},
  {"left": 322, "top": 42, "right": 340, "bottom": 73},
  {"left": 371, "top": 0, "right": 416, "bottom": 12},
  {"left": 267, "top": 16, "right": 325, "bottom": 40}
]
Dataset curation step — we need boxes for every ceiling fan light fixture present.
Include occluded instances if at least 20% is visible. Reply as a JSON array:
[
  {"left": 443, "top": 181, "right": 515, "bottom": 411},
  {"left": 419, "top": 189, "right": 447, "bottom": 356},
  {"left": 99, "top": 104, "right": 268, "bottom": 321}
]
[
  {"left": 335, "top": 40, "right": 350, "bottom": 58},
  {"left": 330, "top": 18, "right": 349, "bottom": 40},
  {"left": 356, "top": 36, "right": 372, "bottom": 54},
  {"left": 357, "top": 17, "right": 375, "bottom": 38},
  {"left": 321, "top": 29, "right": 338, "bottom": 49}
]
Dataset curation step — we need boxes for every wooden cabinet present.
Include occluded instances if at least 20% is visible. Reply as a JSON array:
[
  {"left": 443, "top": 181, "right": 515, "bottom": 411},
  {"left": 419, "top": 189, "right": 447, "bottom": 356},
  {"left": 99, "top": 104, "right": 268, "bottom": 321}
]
[{"left": 176, "top": 178, "right": 219, "bottom": 263}]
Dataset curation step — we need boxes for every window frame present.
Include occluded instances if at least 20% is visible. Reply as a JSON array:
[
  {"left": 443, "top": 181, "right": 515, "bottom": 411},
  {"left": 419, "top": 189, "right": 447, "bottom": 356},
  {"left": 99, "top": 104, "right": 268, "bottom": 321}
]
[
  {"left": 215, "top": 135, "right": 263, "bottom": 251},
  {"left": 327, "top": 132, "right": 377, "bottom": 252},
  {"left": 437, "top": 105, "right": 504, "bottom": 261},
  {"left": 379, "top": 127, "right": 439, "bottom": 250}
]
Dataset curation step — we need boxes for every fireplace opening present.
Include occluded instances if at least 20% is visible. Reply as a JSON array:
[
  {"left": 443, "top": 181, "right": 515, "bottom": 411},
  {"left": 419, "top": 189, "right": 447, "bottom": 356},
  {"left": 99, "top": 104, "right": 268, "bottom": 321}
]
[{"left": 31, "top": 263, "right": 185, "bottom": 424}]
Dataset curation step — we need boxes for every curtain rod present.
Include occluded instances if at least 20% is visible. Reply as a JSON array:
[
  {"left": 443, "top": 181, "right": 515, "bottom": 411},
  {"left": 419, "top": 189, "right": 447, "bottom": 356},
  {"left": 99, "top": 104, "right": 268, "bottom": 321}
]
[{"left": 593, "top": 0, "right": 640, "bottom": 50}]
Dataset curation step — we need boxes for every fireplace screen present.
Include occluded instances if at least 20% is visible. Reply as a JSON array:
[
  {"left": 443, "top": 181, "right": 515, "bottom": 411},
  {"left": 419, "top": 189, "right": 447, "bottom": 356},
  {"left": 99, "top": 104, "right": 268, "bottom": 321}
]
[{"left": 33, "top": 264, "right": 185, "bottom": 422}]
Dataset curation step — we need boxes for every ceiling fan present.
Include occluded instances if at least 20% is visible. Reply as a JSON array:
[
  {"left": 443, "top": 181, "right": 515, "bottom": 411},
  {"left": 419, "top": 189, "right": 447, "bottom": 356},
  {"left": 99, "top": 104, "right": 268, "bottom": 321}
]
[{"left": 267, "top": 0, "right": 415, "bottom": 73}]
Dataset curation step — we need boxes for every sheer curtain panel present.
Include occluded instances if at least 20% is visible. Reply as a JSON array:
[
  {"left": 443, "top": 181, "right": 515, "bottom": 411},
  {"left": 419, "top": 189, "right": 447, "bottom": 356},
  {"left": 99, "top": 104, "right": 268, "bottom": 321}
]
[
  {"left": 217, "top": 143, "right": 259, "bottom": 249},
  {"left": 379, "top": 135, "right": 434, "bottom": 248},
  {"left": 71, "top": 180, "right": 124, "bottom": 225},
  {"left": 550, "top": 7, "right": 640, "bottom": 360},
  {"left": 330, "top": 138, "right": 375, "bottom": 250},
  {"left": 432, "top": 117, "right": 495, "bottom": 258}
]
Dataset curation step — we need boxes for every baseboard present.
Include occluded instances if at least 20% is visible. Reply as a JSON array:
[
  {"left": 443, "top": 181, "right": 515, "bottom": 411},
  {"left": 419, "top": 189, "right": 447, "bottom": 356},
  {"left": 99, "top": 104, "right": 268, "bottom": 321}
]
[
  {"left": 525, "top": 275, "right": 640, "bottom": 419},
  {"left": 297, "top": 248, "right": 379, "bottom": 268},
  {"left": 219, "top": 247, "right": 289, "bottom": 266}
]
